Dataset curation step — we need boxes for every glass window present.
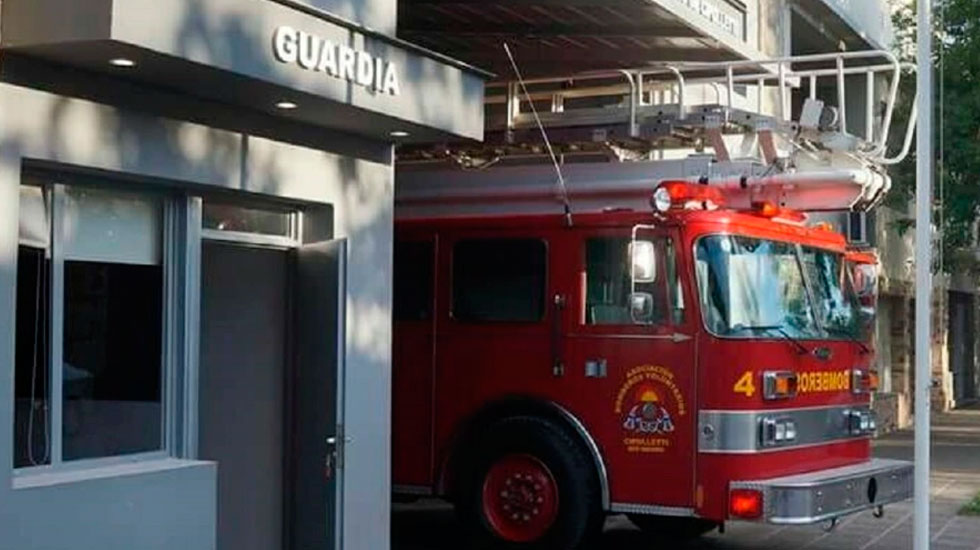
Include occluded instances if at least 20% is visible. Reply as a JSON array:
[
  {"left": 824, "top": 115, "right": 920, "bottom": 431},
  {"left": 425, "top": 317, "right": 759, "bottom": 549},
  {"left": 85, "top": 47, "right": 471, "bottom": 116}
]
[
  {"left": 394, "top": 241, "right": 434, "bottom": 321},
  {"left": 665, "top": 239, "right": 685, "bottom": 325},
  {"left": 203, "top": 202, "right": 294, "bottom": 237},
  {"left": 61, "top": 187, "right": 164, "bottom": 460},
  {"left": 14, "top": 183, "right": 166, "bottom": 468},
  {"left": 584, "top": 237, "right": 677, "bottom": 326},
  {"left": 695, "top": 235, "right": 817, "bottom": 338},
  {"left": 63, "top": 261, "right": 163, "bottom": 460},
  {"left": 452, "top": 239, "right": 546, "bottom": 322},
  {"left": 15, "top": 244, "right": 50, "bottom": 467},
  {"left": 801, "top": 247, "right": 860, "bottom": 339}
]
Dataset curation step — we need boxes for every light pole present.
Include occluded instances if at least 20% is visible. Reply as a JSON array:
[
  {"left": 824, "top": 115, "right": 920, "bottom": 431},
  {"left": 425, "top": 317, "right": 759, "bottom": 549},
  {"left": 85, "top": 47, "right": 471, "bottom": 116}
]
[{"left": 913, "top": 0, "right": 933, "bottom": 548}]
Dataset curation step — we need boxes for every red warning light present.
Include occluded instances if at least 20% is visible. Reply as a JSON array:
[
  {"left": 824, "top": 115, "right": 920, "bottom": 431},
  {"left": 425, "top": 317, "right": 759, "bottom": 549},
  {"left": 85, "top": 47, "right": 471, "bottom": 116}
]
[{"left": 729, "top": 489, "right": 763, "bottom": 519}]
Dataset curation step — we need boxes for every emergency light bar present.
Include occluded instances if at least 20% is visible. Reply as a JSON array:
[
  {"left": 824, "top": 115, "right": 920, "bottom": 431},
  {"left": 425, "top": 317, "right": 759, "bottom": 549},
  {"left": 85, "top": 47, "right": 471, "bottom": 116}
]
[
  {"left": 652, "top": 181, "right": 724, "bottom": 212},
  {"left": 652, "top": 181, "right": 811, "bottom": 224}
]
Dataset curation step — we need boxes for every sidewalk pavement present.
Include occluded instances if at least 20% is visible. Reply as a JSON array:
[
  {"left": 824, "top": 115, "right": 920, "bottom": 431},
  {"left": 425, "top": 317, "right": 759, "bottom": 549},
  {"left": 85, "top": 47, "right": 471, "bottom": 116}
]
[{"left": 392, "top": 407, "right": 980, "bottom": 549}]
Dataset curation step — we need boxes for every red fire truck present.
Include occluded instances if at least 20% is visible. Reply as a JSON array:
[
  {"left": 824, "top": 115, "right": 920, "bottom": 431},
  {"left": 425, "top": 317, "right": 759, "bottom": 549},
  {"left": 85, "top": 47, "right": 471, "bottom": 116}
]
[{"left": 392, "top": 53, "right": 915, "bottom": 548}]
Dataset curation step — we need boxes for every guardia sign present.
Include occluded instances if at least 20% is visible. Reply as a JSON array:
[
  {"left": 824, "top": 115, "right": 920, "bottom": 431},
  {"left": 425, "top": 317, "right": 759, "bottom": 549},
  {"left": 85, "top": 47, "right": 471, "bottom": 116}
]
[{"left": 273, "top": 26, "right": 400, "bottom": 96}]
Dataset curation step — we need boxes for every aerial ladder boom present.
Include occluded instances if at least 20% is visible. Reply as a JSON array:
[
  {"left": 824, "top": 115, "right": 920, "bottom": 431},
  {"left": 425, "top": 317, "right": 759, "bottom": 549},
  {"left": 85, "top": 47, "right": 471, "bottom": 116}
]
[{"left": 396, "top": 51, "right": 917, "bottom": 219}]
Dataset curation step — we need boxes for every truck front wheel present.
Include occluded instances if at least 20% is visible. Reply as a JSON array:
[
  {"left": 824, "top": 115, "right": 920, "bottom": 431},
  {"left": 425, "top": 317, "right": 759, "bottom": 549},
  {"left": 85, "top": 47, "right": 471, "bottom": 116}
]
[{"left": 458, "top": 416, "right": 601, "bottom": 549}]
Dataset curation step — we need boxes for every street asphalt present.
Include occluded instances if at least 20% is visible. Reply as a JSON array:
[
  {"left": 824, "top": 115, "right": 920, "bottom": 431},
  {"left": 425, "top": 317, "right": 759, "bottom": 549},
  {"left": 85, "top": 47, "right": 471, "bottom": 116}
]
[{"left": 392, "top": 407, "right": 980, "bottom": 549}]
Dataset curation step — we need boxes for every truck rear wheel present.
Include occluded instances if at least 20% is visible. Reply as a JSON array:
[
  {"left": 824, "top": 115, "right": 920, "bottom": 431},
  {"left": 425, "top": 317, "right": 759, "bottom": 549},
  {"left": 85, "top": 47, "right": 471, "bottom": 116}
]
[
  {"left": 627, "top": 514, "right": 718, "bottom": 540},
  {"left": 458, "top": 416, "right": 601, "bottom": 549}
]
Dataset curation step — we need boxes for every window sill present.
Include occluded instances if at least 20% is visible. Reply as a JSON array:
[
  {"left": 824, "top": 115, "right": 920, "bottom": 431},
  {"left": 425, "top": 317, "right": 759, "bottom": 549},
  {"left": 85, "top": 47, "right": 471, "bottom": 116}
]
[{"left": 13, "top": 457, "right": 213, "bottom": 490}]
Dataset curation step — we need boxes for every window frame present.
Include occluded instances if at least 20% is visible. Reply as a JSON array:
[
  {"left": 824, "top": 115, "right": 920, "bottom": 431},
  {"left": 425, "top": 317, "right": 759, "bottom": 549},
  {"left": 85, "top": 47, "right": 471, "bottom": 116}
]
[
  {"left": 576, "top": 227, "right": 687, "bottom": 333},
  {"left": 449, "top": 236, "right": 549, "bottom": 324},
  {"left": 13, "top": 180, "right": 183, "bottom": 475}
]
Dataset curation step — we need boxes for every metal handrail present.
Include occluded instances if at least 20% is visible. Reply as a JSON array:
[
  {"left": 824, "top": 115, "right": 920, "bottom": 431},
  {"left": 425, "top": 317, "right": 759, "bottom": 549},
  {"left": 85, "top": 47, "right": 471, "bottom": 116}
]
[{"left": 491, "top": 50, "right": 910, "bottom": 163}]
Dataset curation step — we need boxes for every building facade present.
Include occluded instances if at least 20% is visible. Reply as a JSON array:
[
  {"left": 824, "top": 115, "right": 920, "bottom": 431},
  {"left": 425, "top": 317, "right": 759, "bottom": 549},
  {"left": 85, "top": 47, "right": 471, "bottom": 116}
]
[{"left": 0, "top": 1, "right": 484, "bottom": 550}]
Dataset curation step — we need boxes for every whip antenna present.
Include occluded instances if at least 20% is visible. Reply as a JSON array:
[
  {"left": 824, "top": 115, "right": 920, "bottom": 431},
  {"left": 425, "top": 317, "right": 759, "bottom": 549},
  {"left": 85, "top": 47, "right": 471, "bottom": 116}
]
[{"left": 503, "top": 42, "right": 573, "bottom": 227}]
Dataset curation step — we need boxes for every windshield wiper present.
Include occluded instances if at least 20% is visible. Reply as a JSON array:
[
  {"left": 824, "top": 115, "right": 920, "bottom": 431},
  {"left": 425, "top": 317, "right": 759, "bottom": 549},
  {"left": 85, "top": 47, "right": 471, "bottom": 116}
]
[
  {"left": 730, "top": 323, "right": 811, "bottom": 355},
  {"left": 827, "top": 327, "right": 871, "bottom": 355}
]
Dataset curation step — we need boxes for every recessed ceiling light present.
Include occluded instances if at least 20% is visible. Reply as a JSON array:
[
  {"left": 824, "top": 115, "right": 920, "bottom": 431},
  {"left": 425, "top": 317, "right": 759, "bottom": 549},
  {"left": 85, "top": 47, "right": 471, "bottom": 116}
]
[
  {"left": 109, "top": 58, "right": 136, "bottom": 67},
  {"left": 390, "top": 130, "right": 410, "bottom": 138},
  {"left": 275, "top": 101, "right": 298, "bottom": 110}
]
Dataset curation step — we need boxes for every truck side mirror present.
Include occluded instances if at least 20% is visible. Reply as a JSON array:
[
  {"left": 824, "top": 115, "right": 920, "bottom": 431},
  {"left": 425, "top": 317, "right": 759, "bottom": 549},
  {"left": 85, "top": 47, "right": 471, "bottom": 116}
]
[
  {"left": 629, "top": 240, "right": 657, "bottom": 283},
  {"left": 629, "top": 292, "right": 654, "bottom": 324}
]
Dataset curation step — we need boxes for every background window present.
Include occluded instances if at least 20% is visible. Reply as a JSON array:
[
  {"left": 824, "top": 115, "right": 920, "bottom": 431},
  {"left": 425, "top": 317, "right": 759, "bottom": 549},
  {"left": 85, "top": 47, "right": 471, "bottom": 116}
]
[
  {"left": 15, "top": 245, "right": 50, "bottom": 467},
  {"left": 63, "top": 261, "right": 163, "bottom": 460},
  {"left": 452, "top": 239, "right": 546, "bottom": 322},
  {"left": 15, "top": 185, "right": 51, "bottom": 467},
  {"left": 202, "top": 202, "right": 295, "bottom": 237},
  {"left": 394, "top": 241, "right": 434, "bottom": 321},
  {"left": 61, "top": 186, "right": 164, "bottom": 461},
  {"left": 585, "top": 237, "right": 675, "bottom": 325},
  {"left": 14, "top": 183, "right": 166, "bottom": 468}
]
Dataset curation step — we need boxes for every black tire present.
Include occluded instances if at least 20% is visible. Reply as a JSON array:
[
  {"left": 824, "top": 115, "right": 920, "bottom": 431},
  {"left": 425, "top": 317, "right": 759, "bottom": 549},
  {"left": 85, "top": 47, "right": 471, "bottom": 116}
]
[
  {"left": 627, "top": 514, "right": 718, "bottom": 540},
  {"left": 456, "top": 416, "right": 603, "bottom": 550}
]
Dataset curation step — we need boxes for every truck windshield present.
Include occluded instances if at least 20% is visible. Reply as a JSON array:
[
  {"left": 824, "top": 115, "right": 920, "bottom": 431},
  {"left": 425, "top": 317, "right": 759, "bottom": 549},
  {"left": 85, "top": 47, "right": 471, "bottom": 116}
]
[
  {"left": 695, "top": 235, "right": 859, "bottom": 340},
  {"left": 800, "top": 246, "right": 861, "bottom": 339}
]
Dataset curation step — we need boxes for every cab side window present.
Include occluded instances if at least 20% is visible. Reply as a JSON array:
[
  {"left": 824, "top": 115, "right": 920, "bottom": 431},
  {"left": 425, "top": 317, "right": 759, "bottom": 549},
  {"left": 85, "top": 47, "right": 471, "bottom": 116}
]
[
  {"left": 584, "top": 236, "right": 682, "bottom": 326},
  {"left": 452, "top": 238, "right": 546, "bottom": 322},
  {"left": 393, "top": 240, "right": 434, "bottom": 322}
]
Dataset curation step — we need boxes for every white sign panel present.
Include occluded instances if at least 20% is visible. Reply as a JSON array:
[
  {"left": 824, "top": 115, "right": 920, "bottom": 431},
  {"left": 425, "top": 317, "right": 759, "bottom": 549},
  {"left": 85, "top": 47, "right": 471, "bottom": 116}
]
[
  {"left": 273, "top": 25, "right": 400, "bottom": 96},
  {"left": 681, "top": 0, "right": 744, "bottom": 40}
]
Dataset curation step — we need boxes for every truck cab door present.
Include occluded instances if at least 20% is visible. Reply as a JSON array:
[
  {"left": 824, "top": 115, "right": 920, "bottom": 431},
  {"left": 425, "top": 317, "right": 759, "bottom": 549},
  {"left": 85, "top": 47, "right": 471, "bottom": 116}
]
[
  {"left": 392, "top": 237, "right": 437, "bottom": 487},
  {"left": 564, "top": 225, "right": 697, "bottom": 510}
]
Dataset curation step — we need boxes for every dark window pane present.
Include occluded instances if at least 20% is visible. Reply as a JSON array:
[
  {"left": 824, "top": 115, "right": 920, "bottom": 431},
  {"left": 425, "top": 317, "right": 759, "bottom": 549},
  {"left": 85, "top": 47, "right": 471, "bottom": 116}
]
[
  {"left": 394, "top": 241, "right": 434, "bottom": 321},
  {"left": 452, "top": 239, "right": 546, "bottom": 322},
  {"left": 15, "top": 246, "right": 50, "bottom": 467},
  {"left": 63, "top": 261, "right": 163, "bottom": 460}
]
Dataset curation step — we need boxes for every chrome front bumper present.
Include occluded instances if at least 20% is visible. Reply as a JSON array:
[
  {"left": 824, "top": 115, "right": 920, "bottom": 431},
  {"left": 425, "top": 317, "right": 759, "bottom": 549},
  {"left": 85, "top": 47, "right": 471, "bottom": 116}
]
[{"left": 730, "top": 458, "right": 914, "bottom": 524}]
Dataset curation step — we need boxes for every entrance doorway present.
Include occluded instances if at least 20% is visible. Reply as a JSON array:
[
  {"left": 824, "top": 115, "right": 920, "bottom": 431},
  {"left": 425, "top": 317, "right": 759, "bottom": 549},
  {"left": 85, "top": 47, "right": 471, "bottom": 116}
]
[
  {"left": 200, "top": 243, "right": 290, "bottom": 550},
  {"left": 199, "top": 236, "right": 347, "bottom": 550}
]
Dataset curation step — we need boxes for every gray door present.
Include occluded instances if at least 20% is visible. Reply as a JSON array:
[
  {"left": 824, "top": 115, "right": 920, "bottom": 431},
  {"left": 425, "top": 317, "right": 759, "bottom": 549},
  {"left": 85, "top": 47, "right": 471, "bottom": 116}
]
[
  {"left": 289, "top": 238, "right": 347, "bottom": 550},
  {"left": 200, "top": 243, "right": 290, "bottom": 550}
]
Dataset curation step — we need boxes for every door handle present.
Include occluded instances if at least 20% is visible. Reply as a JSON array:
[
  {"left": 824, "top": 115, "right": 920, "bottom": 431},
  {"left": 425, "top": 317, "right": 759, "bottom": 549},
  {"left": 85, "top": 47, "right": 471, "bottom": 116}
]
[
  {"left": 326, "top": 429, "right": 352, "bottom": 479},
  {"left": 551, "top": 294, "right": 566, "bottom": 377}
]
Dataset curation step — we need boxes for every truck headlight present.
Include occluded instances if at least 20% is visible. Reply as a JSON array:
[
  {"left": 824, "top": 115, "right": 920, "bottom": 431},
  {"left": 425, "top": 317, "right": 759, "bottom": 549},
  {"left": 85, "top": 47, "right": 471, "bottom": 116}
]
[{"left": 761, "top": 417, "right": 797, "bottom": 447}]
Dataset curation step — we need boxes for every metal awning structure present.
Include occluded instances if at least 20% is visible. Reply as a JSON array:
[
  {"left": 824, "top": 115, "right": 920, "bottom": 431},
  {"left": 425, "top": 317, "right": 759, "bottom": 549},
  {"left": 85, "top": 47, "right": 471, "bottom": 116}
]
[{"left": 398, "top": 0, "right": 764, "bottom": 79}]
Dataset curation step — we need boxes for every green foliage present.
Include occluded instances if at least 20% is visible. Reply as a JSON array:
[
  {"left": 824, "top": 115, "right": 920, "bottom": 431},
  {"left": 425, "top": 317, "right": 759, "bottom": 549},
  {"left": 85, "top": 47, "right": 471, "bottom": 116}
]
[
  {"left": 958, "top": 491, "right": 980, "bottom": 516},
  {"left": 889, "top": 0, "right": 980, "bottom": 271}
]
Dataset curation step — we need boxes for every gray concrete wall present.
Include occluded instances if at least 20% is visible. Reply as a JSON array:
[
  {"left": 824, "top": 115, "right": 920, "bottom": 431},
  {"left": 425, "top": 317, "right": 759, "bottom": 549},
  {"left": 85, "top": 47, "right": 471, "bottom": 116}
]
[
  {"left": 0, "top": 81, "right": 394, "bottom": 550},
  {"left": 294, "top": 0, "right": 397, "bottom": 36}
]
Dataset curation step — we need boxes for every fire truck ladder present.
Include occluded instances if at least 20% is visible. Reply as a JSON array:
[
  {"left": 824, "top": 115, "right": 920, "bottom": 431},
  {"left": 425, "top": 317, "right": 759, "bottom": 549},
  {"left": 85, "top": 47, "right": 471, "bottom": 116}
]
[{"left": 400, "top": 51, "right": 917, "bottom": 214}]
